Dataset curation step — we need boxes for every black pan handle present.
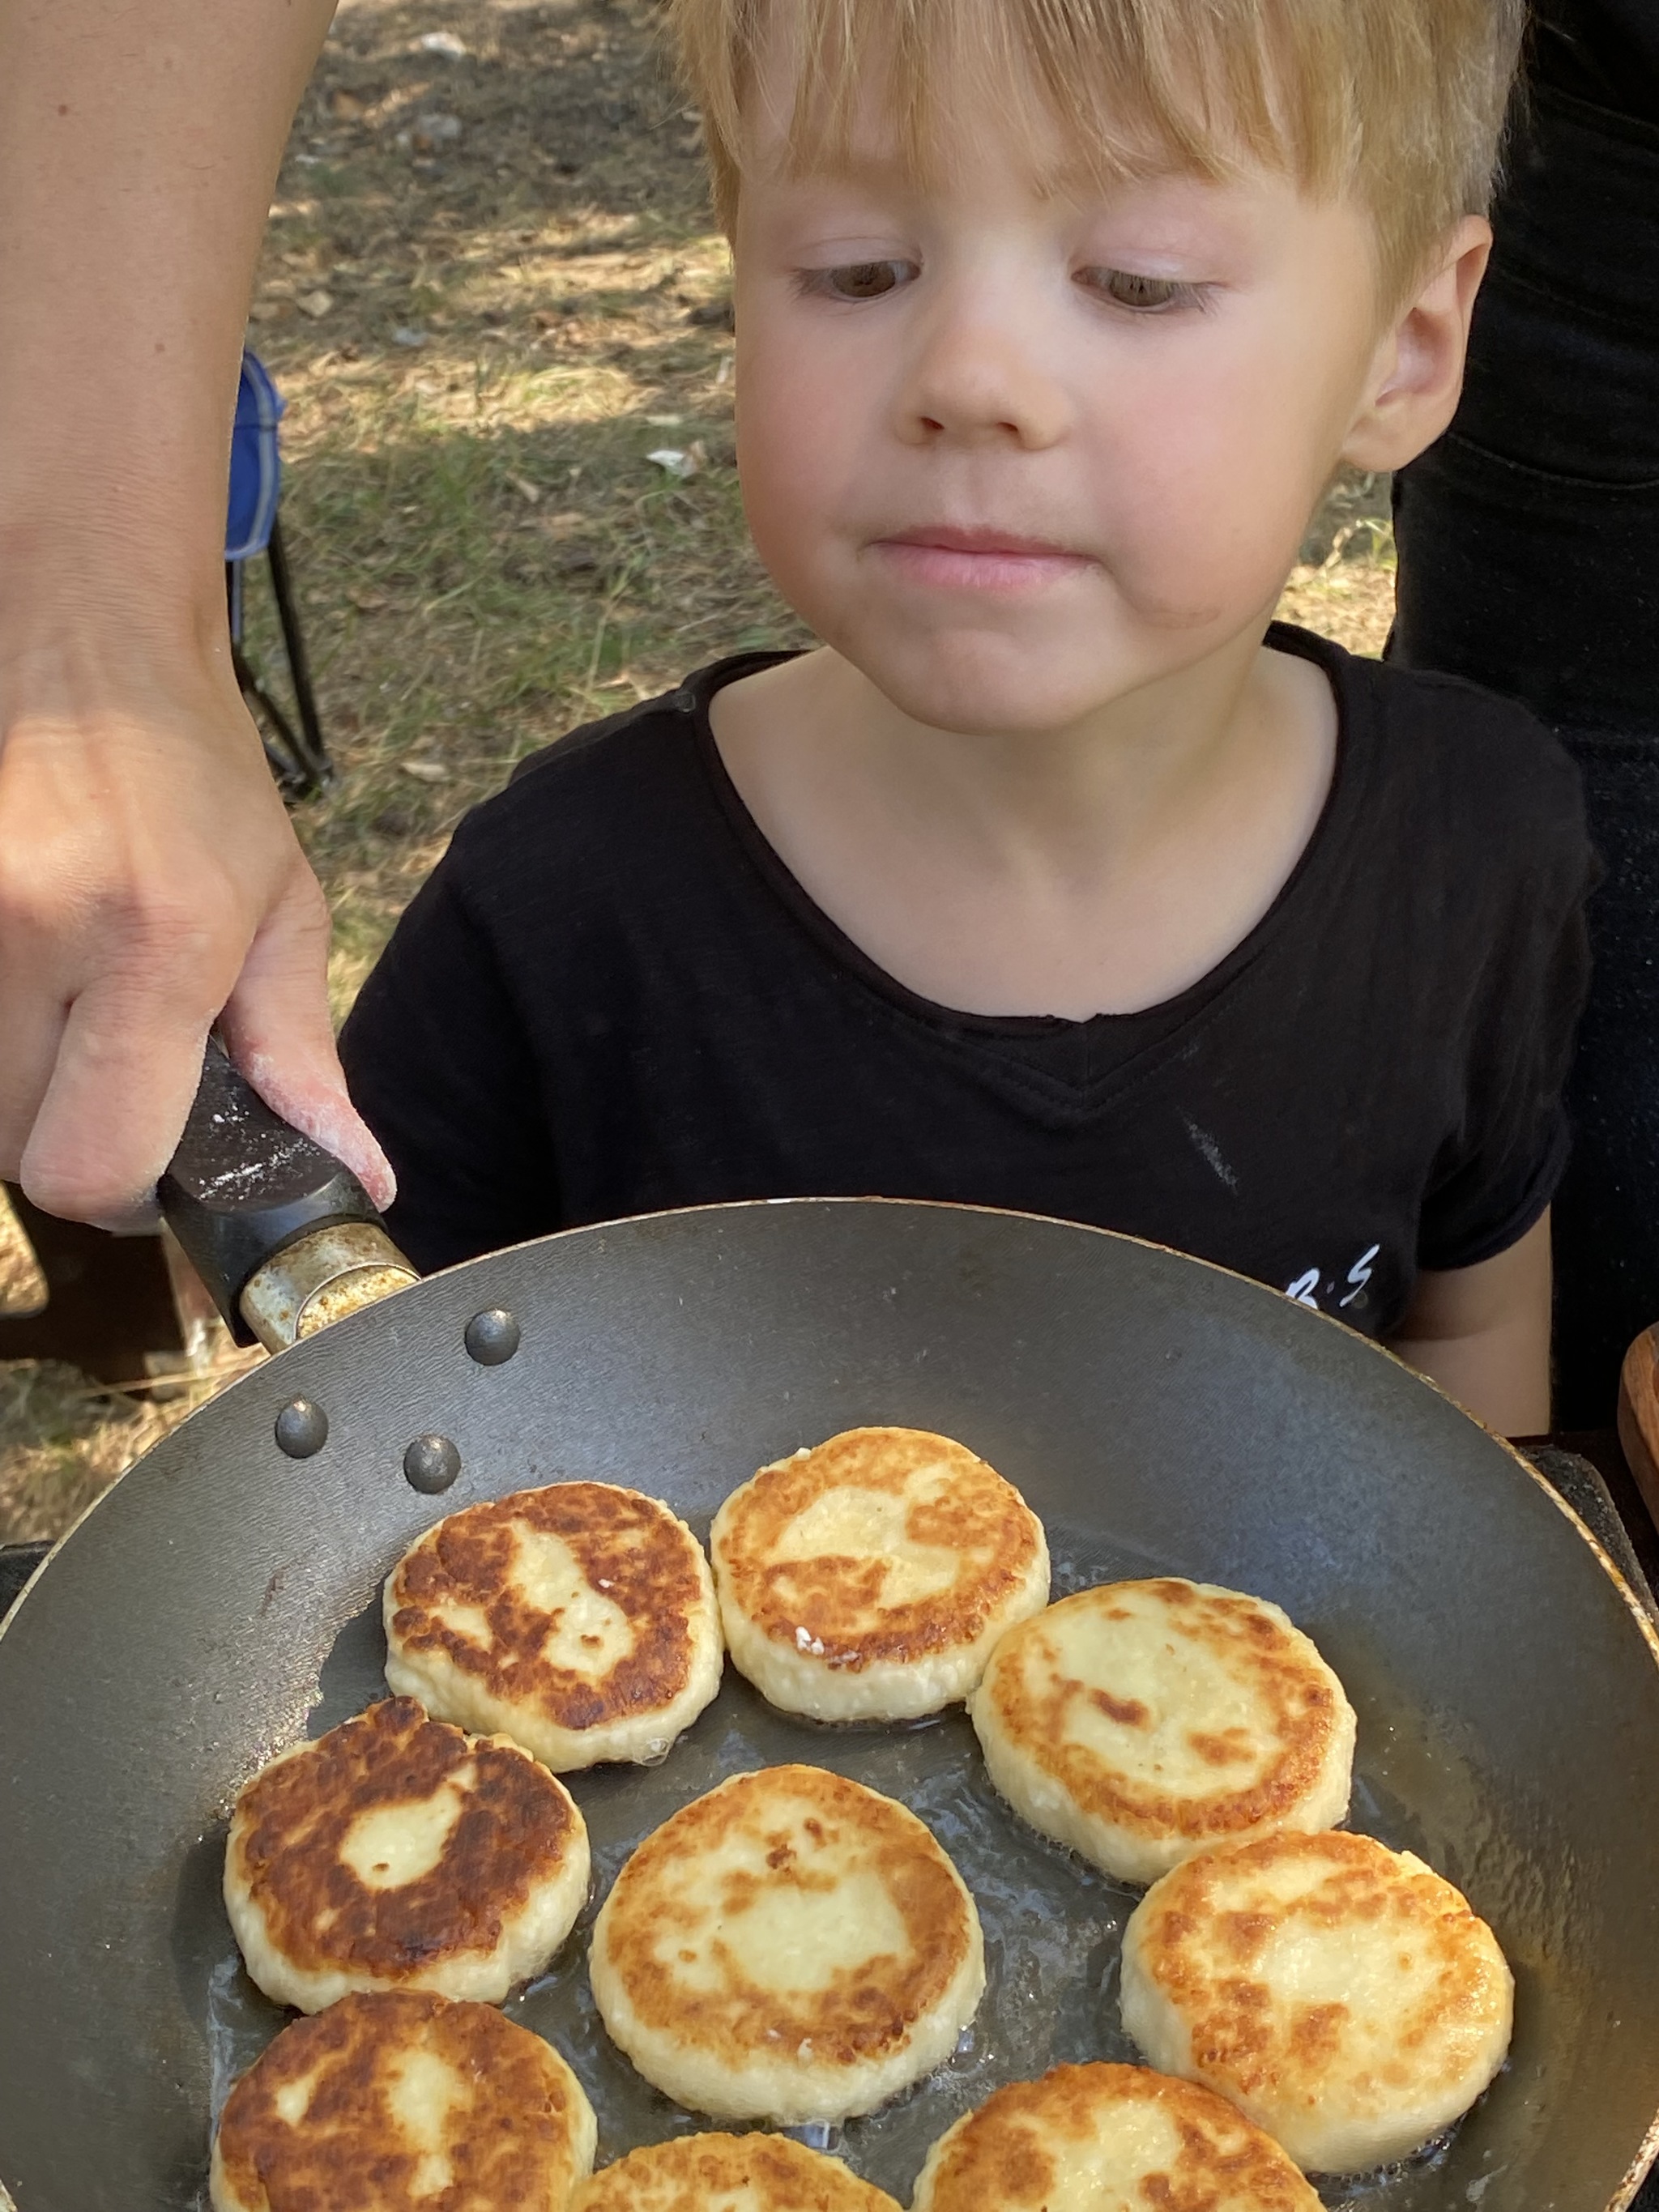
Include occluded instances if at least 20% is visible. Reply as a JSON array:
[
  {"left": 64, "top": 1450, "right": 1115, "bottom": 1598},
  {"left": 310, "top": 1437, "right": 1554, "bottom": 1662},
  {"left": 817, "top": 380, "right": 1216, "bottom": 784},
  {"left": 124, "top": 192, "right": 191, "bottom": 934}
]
[{"left": 159, "top": 1038, "right": 416, "bottom": 1352}]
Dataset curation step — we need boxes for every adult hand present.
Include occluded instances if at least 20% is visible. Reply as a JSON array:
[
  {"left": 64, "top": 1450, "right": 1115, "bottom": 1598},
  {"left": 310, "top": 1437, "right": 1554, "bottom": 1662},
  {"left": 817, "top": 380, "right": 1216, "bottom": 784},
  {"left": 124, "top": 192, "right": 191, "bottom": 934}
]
[{"left": 0, "top": 633, "right": 393, "bottom": 1225}]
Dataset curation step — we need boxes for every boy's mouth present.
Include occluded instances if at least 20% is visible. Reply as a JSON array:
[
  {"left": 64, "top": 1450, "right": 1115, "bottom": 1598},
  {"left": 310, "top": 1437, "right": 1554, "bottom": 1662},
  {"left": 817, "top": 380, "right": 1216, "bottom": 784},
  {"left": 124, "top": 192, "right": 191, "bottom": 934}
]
[{"left": 873, "top": 526, "right": 1093, "bottom": 594}]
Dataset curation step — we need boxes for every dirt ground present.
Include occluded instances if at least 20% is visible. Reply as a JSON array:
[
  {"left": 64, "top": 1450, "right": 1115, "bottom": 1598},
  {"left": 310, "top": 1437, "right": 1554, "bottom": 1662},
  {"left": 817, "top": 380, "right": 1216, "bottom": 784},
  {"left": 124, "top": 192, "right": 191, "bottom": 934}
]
[{"left": 1, "top": 0, "right": 1397, "bottom": 1543}]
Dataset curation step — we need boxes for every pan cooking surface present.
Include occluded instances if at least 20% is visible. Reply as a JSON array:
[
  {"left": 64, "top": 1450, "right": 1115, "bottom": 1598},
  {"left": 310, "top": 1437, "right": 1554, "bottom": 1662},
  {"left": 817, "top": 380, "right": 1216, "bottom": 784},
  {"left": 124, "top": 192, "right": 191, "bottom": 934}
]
[
  {"left": 2, "top": 1201, "right": 1658, "bottom": 2211},
  {"left": 185, "top": 1524, "right": 1478, "bottom": 2210}
]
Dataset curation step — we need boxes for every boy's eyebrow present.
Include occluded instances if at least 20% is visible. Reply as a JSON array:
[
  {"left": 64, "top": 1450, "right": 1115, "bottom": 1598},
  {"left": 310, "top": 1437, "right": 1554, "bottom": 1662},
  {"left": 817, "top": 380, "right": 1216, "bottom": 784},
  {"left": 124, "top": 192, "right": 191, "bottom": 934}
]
[
  {"left": 775, "top": 154, "right": 1234, "bottom": 249},
  {"left": 781, "top": 137, "right": 1180, "bottom": 206},
  {"left": 778, "top": 139, "right": 921, "bottom": 194}
]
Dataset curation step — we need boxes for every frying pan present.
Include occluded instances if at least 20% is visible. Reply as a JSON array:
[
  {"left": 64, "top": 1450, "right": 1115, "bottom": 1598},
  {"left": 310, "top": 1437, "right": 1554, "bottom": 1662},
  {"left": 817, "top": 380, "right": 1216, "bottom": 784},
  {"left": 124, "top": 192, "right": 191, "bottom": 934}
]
[{"left": 2, "top": 1071, "right": 1659, "bottom": 2210}]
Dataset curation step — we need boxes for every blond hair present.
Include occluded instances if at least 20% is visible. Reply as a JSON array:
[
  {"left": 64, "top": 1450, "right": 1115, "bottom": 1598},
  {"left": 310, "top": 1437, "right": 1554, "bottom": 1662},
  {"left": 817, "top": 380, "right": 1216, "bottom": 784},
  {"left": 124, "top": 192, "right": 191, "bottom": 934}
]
[{"left": 669, "top": 0, "right": 1527, "bottom": 301}]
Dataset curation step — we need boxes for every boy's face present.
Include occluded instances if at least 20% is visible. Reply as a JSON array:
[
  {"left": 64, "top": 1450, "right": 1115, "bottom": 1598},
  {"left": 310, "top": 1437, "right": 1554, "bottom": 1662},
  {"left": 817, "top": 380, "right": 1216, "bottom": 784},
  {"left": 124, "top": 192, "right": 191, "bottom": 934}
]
[{"left": 731, "top": 76, "right": 1426, "bottom": 735}]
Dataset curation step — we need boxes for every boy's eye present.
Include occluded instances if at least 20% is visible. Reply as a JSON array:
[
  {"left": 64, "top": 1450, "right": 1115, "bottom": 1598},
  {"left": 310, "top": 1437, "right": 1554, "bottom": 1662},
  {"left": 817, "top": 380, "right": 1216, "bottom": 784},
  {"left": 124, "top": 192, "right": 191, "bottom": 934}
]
[
  {"left": 1077, "top": 266, "right": 1204, "bottom": 314},
  {"left": 798, "top": 259, "right": 919, "bottom": 303}
]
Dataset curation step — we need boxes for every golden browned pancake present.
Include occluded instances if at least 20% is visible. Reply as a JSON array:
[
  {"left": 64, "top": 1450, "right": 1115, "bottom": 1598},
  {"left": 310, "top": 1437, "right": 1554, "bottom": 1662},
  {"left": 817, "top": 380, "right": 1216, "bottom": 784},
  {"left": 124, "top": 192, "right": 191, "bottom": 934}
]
[
  {"left": 384, "top": 1481, "right": 723, "bottom": 1770},
  {"left": 588, "top": 1764, "right": 984, "bottom": 2123},
  {"left": 970, "top": 1579, "right": 1354, "bottom": 1882},
  {"left": 710, "top": 1428, "right": 1048, "bottom": 1721},
  {"left": 223, "top": 1696, "right": 591, "bottom": 2011},
  {"left": 911, "top": 2063, "right": 1321, "bottom": 2210},
  {"left": 1120, "top": 1830, "right": 1514, "bottom": 2172},
  {"left": 570, "top": 2133, "right": 900, "bottom": 2210},
  {"left": 208, "top": 1989, "right": 596, "bottom": 2212}
]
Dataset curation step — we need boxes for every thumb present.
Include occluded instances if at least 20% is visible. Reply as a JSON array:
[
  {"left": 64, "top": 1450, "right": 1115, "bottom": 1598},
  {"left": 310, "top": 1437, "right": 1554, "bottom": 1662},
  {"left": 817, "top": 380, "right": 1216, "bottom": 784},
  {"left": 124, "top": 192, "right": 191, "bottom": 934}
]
[{"left": 219, "top": 867, "right": 397, "bottom": 1213}]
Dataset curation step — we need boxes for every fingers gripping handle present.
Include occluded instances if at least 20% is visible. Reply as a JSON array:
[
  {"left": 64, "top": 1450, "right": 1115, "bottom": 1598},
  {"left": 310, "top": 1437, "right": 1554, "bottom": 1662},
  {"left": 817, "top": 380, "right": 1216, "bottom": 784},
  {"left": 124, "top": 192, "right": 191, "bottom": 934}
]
[{"left": 159, "top": 1038, "right": 415, "bottom": 1352}]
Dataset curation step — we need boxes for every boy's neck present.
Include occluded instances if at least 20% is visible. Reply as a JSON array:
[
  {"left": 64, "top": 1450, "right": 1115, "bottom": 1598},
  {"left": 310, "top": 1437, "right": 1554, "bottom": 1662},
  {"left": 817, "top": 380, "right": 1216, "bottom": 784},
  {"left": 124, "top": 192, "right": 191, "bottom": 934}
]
[
  {"left": 807, "top": 624, "right": 1286, "bottom": 876},
  {"left": 710, "top": 622, "right": 1338, "bottom": 1021}
]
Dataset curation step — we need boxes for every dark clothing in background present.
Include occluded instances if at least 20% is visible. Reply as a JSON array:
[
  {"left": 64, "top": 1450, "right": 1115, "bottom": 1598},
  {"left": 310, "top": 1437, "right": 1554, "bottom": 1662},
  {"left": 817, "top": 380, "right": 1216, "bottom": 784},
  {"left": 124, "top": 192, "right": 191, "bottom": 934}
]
[
  {"left": 1533, "top": 0, "right": 1659, "bottom": 123},
  {"left": 1392, "top": 14, "right": 1659, "bottom": 1425},
  {"left": 341, "top": 624, "right": 1591, "bottom": 1346}
]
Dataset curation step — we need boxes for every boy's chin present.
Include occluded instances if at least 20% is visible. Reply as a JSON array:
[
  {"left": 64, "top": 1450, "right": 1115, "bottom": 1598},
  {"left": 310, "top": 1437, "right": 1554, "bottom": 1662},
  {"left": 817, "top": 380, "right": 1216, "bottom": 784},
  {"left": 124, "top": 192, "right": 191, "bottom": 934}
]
[{"left": 840, "top": 635, "right": 1146, "bottom": 739}]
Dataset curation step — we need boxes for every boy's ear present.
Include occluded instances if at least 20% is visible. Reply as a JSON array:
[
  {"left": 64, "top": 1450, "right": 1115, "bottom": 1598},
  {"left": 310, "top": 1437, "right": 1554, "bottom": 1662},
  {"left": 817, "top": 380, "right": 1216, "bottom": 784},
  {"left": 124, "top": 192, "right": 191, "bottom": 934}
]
[{"left": 1341, "top": 217, "right": 1492, "bottom": 473}]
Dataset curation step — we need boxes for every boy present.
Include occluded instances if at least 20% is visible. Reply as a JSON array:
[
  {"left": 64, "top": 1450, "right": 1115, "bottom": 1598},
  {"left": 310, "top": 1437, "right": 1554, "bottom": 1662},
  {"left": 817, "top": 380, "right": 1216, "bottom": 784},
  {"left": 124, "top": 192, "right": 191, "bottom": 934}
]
[{"left": 341, "top": 0, "right": 1589, "bottom": 1438}]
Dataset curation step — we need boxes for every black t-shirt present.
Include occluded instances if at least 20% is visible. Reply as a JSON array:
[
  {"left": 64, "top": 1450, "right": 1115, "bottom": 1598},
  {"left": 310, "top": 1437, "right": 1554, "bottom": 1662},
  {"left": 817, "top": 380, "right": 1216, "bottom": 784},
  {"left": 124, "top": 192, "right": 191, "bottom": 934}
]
[{"left": 340, "top": 624, "right": 1593, "bottom": 1339}]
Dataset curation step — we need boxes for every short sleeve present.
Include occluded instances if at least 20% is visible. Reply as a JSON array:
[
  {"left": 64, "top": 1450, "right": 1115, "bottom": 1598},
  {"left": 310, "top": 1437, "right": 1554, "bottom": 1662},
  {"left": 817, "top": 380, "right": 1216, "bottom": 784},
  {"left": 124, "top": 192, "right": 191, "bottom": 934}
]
[
  {"left": 1415, "top": 747, "right": 1594, "bottom": 1272},
  {"left": 339, "top": 857, "right": 561, "bottom": 1275}
]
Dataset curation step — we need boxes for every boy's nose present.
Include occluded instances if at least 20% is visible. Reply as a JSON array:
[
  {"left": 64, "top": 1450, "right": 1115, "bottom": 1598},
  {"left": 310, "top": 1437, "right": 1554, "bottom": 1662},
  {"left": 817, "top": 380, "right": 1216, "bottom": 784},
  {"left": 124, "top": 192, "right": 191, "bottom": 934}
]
[{"left": 897, "top": 293, "right": 1072, "bottom": 451}]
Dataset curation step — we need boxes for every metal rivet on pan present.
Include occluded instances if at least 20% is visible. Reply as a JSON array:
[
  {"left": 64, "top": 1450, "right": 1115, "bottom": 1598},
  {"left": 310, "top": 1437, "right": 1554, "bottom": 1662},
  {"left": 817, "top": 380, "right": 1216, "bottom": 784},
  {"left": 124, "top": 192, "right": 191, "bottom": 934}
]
[
  {"left": 464, "top": 1308, "right": 521, "bottom": 1366},
  {"left": 275, "top": 1399, "right": 329, "bottom": 1459},
  {"left": 403, "top": 1434, "right": 462, "bottom": 1494}
]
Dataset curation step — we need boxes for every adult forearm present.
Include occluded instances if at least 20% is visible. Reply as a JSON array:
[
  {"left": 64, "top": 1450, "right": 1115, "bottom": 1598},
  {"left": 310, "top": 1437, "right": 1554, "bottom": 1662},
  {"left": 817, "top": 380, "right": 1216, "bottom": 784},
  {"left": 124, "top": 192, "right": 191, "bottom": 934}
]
[
  {"left": 0, "top": 0, "right": 336, "bottom": 643},
  {"left": 0, "top": 0, "right": 394, "bottom": 1225}
]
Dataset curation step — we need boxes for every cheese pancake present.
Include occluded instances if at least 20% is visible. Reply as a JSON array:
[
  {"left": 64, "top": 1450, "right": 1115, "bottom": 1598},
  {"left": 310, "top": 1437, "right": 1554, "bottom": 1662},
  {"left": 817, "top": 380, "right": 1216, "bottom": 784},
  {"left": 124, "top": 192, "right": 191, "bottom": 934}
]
[
  {"left": 1120, "top": 1830, "right": 1514, "bottom": 2172},
  {"left": 224, "top": 1696, "right": 590, "bottom": 2011},
  {"left": 589, "top": 1763, "right": 984, "bottom": 2123},
  {"left": 711, "top": 1428, "right": 1048, "bottom": 1722},
  {"left": 384, "top": 1481, "right": 723, "bottom": 1770},
  {"left": 209, "top": 1989, "right": 596, "bottom": 2212},
  {"left": 911, "top": 2063, "right": 1320, "bottom": 2211},
  {"left": 570, "top": 2133, "right": 900, "bottom": 2210},
  {"left": 971, "top": 1579, "right": 1355, "bottom": 1883}
]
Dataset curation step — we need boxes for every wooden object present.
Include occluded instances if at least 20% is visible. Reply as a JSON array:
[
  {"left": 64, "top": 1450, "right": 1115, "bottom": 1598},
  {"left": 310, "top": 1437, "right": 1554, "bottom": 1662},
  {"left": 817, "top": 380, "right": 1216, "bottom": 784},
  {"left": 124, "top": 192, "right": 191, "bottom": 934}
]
[
  {"left": 1617, "top": 1326, "right": 1659, "bottom": 1532},
  {"left": 0, "top": 1185, "right": 215, "bottom": 1387}
]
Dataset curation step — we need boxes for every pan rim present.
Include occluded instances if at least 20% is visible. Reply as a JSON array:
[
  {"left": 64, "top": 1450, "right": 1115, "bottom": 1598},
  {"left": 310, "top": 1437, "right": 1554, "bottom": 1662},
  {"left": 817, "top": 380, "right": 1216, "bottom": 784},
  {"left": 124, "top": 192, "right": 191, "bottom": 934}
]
[
  {"left": 9, "top": 1195, "right": 1656, "bottom": 1683},
  {"left": 1618, "top": 2116, "right": 1659, "bottom": 2212}
]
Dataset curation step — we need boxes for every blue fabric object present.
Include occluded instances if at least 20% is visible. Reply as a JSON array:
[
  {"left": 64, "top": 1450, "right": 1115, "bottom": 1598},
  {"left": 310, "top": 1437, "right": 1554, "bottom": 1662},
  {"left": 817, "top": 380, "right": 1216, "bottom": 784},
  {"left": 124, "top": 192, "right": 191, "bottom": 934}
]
[{"left": 225, "top": 350, "right": 284, "bottom": 563}]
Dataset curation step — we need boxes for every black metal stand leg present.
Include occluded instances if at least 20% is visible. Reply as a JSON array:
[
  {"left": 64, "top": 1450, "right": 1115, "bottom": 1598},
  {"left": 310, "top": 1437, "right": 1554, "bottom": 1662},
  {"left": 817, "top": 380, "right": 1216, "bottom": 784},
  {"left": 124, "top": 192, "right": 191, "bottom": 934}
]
[
  {"left": 230, "top": 637, "right": 313, "bottom": 799},
  {"left": 266, "top": 514, "right": 331, "bottom": 788},
  {"left": 224, "top": 534, "right": 331, "bottom": 802}
]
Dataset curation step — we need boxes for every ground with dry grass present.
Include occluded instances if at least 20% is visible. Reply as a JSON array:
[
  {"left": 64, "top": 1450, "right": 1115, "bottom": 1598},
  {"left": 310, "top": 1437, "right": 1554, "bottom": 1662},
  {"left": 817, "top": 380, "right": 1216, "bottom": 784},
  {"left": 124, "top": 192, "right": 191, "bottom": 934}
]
[{"left": 1, "top": 0, "right": 1397, "bottom": 1545}]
